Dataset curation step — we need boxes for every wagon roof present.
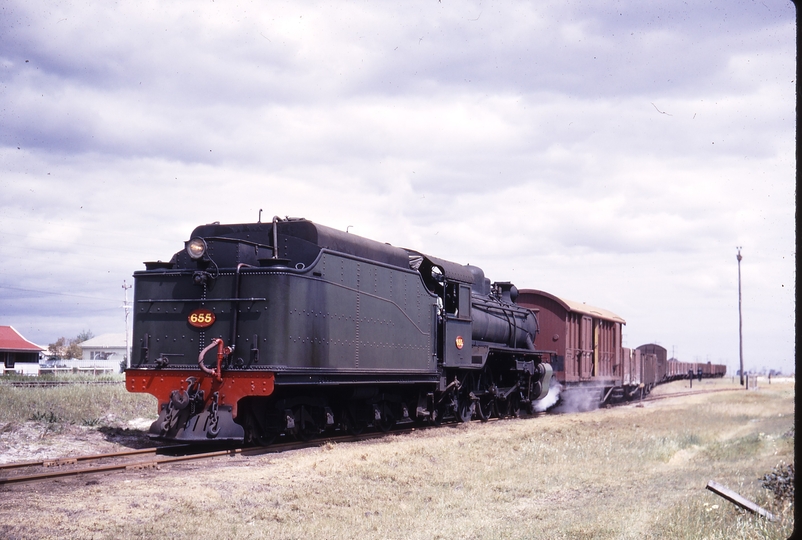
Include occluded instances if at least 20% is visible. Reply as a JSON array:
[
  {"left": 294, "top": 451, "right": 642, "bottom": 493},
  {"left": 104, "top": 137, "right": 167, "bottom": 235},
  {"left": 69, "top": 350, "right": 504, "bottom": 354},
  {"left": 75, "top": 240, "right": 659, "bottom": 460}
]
[{"left": 517, "top": 289, "right": 626, "bottom": 324}]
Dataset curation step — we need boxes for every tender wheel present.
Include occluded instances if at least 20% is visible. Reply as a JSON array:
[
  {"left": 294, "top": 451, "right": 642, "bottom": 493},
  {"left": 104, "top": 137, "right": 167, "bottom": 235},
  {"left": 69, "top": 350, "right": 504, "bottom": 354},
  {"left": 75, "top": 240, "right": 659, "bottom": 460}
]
[
  {"left": 255, "top": 431, "right": 277, "bottom": 446},
  {"left": 293, "top": 405, "right": 318, "bottom": 441},
  {"left": 343, "top": 404, "right": 367, "bottom": 435},
  {"left": 243, "top": 408, "right": 277, "bottom": 446},
  {"left": 376, "top": 401, "right": 396, "bottom": 432},
  {"left": 345, "top": 417, "right": 365, "bottom": 435}
]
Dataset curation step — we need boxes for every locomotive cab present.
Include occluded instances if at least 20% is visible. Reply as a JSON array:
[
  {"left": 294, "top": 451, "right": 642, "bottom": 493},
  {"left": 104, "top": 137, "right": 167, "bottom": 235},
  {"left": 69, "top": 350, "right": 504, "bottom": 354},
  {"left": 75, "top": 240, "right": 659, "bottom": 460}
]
[{"left": 407, "top": 252, "right": 475, "bottom": 368}]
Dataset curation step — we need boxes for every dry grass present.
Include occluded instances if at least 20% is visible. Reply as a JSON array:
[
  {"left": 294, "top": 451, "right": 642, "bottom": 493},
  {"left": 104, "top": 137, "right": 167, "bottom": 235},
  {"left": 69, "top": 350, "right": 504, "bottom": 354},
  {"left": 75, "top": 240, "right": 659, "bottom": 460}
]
[
  {"left": 0, "top": 375, "right": 156, "bottom": 426},
  {"left": 649, "top": 374, "right": 786, "bottom": 397},
  {"left": 0, "top": 376, "right": 158, "bottom": 464},
  {"left": 0, "top": 379, "right": 794, "bottom": 539}
]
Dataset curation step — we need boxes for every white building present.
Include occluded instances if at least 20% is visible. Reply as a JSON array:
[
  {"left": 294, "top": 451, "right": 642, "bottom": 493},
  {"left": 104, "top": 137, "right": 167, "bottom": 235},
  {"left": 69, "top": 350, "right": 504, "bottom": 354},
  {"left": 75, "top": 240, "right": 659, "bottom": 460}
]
[{"left": 77, "top": 333, "right": 128, "bottom": 372}]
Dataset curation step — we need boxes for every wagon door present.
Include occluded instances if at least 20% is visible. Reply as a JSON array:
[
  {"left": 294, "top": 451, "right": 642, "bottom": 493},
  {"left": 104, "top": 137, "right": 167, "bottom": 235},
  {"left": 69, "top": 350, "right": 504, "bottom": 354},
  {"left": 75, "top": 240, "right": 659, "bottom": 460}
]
[
  {"left": 579, "top": 315, "right": 593, "bottom": 379},
  {"left": 622, "top": 347, "right": 632, "bottom": 384},
  {"left": 564, "top": 313, "right": 579, "bottom": 381}
]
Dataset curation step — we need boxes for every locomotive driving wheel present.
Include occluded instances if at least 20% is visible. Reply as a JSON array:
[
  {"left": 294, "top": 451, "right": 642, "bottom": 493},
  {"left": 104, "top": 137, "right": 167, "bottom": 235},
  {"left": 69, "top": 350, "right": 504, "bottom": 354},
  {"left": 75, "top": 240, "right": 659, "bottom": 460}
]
[
  {"left": 477, "top": 396, "right": 495, "bottom": 422},
  {"left": 500, "top": 393, "right": 521, "bottom": 418},
  {"left": 457, "top": 393, "right": 475, "bottom": 422},
  {"left": 456, "top": 374, "right": 476, "bottom": 423},
  {"left": 511, "top": 394, "right": 522, "bottom": 417},
  {"left": 430, "top": 401, "right": 448, "bottom": 426}
]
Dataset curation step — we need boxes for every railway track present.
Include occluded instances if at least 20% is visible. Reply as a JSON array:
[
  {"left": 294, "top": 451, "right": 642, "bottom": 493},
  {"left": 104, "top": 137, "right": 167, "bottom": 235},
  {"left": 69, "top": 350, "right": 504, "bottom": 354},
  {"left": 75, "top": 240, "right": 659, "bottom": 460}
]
[
  {"left": 0, "top": 412, "right": 540, "bottom": 488},
  {"left": 0, "top": 445, "right": 188, "bottom": 486},
  {"left": 0, "top": 427, "right": 431, "bottom": 487},
  {"left": 638, "top": 386, "right": 742, "bottom": 403},
  {"left": 0, "top": 380, "right": 124, "bottom": 388},
  {"left": 0, "top": 390, "right": 729, "bottom": 487}
]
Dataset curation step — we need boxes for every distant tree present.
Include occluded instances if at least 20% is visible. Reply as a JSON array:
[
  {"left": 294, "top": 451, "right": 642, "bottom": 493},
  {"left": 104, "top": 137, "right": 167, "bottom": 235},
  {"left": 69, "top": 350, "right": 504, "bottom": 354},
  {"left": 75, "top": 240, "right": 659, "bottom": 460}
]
[
  {"left": 65, "top": 340, "right": 83, "bottom": 359},
  {"left": 47, "top": 330, "right": 93, "bottom": 359},
  {"left": 47, "top": 337, "right": 68, "bottom": 359}
]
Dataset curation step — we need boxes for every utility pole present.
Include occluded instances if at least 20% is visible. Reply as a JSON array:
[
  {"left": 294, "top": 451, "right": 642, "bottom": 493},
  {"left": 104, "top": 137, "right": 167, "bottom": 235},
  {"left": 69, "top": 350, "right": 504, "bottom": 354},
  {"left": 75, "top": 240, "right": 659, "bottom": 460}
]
[
  {"left": 737, "top": 247, "right": 744, "bottom": 386},
  {"left": 122, "top": 280, "right": 132, "bottom": 370}
]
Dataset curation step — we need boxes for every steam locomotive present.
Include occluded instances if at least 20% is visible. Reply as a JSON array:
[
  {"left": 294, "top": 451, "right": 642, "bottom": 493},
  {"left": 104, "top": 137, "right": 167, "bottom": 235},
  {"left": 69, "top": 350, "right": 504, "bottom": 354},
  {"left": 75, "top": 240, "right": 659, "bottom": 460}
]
[{"left": 125, "top": 217, "right": 553, "bottom": 443}]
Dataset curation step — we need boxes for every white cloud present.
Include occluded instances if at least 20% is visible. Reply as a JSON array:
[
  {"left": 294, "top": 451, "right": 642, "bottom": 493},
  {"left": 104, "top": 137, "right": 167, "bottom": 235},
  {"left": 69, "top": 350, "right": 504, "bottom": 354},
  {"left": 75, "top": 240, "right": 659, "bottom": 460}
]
[{"left": 0, "top": 0, "right": 794, "bottom": 374}]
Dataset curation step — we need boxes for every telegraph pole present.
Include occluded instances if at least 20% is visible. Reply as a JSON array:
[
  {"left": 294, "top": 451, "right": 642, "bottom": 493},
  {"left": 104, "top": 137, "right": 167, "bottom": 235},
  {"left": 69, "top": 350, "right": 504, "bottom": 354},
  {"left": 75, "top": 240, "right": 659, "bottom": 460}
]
[
  {"left": 122, "top": 280, "right": 132, "bottom": 370},
  {"left": 737, "top": 247, "right": 744, "bottom": 386}
]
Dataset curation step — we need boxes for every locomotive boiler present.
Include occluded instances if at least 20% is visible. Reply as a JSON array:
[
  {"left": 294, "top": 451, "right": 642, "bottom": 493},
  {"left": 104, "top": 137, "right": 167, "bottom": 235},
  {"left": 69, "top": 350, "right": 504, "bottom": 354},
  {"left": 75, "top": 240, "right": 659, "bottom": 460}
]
[{"left": 125, "top": 217, "right": 552, "bottom": 443}]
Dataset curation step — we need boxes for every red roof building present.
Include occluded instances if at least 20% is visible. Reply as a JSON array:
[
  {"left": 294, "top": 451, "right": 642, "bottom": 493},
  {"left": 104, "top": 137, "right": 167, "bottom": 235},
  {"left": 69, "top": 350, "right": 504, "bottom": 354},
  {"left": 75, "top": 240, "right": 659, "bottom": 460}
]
[{"left": 1, "top": 326, "right": 44, "bottom": 368}]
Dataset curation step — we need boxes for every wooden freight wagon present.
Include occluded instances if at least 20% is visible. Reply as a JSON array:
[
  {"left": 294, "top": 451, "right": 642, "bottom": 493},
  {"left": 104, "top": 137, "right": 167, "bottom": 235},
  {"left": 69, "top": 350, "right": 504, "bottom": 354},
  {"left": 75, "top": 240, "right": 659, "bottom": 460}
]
[
  {"left": 635, "top": 343, "right": 667, "bottom": 383},
  {"left": 517, "top": 289, "right": 629, "bottom": 404}
]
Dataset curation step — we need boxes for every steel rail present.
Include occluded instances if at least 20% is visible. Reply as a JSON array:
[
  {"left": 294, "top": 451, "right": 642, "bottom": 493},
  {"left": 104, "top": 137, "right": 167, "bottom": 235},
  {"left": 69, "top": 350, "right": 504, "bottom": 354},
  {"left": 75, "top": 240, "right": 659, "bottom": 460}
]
[
  {"left": 0, "top": 411, "right": 541, "bottom": 487},
  {"left": 0, "top": 428, "right": 430, "bottom": 487},
  {"left": 0, "top": 381, "right": 124, "bottom": 388},
  {"left": 627, "top": 387, "right": 742, "bottom": 406},
  {"left": 0, "top": 448, "right": 245, "bottom": 486},
  {"left": 644, "top": 387, "right": 741, "bottom": 401},
  {"left": 0, "top": 445, "right": 188, "bottom": 472}
]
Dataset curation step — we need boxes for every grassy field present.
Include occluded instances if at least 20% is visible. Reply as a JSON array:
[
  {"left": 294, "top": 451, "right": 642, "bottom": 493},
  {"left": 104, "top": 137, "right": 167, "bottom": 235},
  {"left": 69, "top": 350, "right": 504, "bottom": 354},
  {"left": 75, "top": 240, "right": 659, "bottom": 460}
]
[
  {"left": 0, "top": 373, "right": 156, "bottom": 426},
  {"left": 0, "top": 377, "right": 794, "bottom": 539}
]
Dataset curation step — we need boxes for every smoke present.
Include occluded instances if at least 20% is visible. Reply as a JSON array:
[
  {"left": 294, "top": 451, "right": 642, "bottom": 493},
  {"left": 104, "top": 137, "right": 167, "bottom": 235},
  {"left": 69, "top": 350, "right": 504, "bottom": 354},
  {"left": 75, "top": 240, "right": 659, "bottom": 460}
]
[
  {"left": 533, "top": 378, "right": 562, "bottom": 412},
  {"left": 551, "top": 387, "right": 603, "bottom": 414}
]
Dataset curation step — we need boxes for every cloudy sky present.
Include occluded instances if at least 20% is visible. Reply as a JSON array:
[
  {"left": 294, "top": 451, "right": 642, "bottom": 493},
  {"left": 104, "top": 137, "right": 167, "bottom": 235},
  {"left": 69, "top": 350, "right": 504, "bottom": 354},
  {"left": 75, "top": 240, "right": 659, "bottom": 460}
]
[{"left": 1, "top": 1, "right": 795, "bottom": 374}]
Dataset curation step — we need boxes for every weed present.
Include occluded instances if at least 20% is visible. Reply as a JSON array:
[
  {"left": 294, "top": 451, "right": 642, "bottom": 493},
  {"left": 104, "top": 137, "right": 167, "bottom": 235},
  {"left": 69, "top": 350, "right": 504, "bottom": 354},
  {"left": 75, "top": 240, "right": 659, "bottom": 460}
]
[
  {"left": 762, "top": 463, "right": 794, "bottom": 503},
  {"left": 30, "top": 410, "right": 61, "bottom": 423},
  {"left": 0, "top": 381, "right": 156, "bottom": 426},
  {"left": 657, "top": 490, "right": 794, "bottom": 539},
  {"left": 703, "top": 433, "right": 765, "bottom": 461}
]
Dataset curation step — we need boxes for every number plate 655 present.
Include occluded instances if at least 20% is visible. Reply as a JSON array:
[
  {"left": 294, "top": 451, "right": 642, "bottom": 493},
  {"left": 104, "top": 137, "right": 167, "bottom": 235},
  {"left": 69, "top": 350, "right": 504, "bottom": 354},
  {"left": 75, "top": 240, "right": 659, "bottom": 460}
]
[{"left": 188, "top": 308, "right": 215, "bottom": 328}]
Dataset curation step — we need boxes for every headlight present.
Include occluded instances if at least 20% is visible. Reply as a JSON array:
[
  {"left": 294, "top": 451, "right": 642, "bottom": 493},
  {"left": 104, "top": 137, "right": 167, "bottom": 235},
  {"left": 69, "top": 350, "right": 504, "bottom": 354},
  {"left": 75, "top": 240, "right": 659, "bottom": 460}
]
[{"left": 186, "top": 238, "right": 207, "bottom": 260}]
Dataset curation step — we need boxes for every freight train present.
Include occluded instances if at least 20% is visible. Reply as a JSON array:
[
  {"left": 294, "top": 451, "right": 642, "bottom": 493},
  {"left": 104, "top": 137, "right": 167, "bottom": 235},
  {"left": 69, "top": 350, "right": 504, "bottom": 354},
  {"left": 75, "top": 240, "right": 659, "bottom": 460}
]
[
  {"left": 125, "top": 217, "right": 553, "bottom": 443},
  {"left": 125, "top": 217, "right": 725, "bottom": 443},
  {"left": 516, "top": 290, "right": 726, "bottom": 410}
]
